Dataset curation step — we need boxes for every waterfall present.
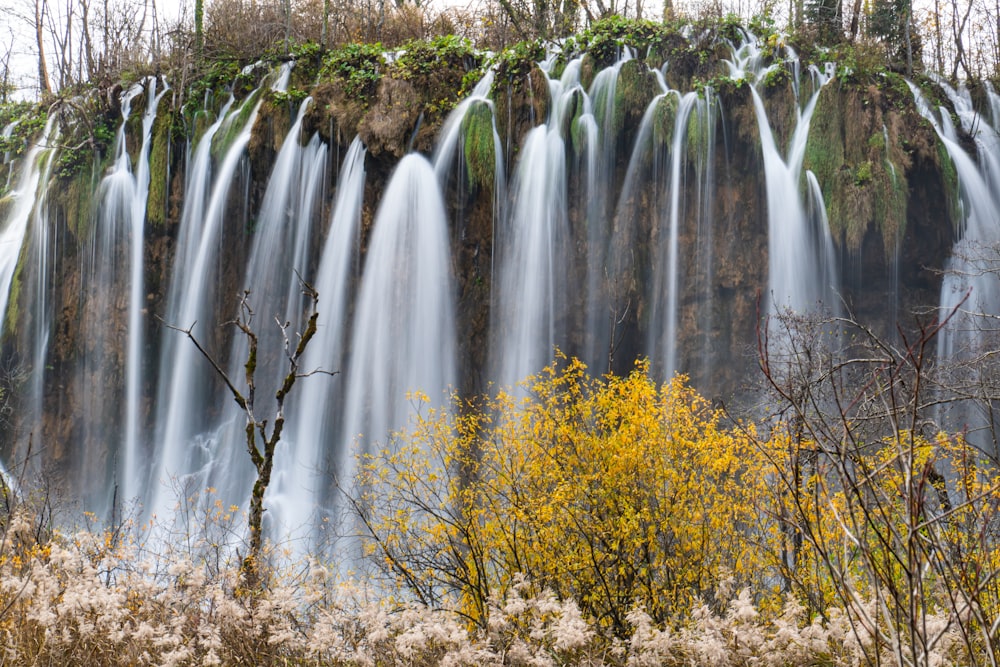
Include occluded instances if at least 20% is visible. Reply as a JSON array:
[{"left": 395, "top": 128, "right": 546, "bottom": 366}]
[
  {"left": 909, "top": 80, "right": 1000, "bottom": 452},
  {"left": 433, "top": 70, "right": 503, "bottom": 186},
  {"left": 149, "top": 64, "right": 291, "bottom": 525},
  {"left": 211, "top": 97, "right": 329, "bottom": 539},
  {"left": 650, "top": 91, "right": 702, "bottom": 379},
  {"left": 0, "top": 118, "right": 57, "bottom": 355},
  {"left": 493, "top": 123, "right": 569, "bottom": 388},
  {"left": 2, "top": 121, "right": 20, "bottom": 184},
  {"left": 492, "top": 54, "right": 615, "bottom": 388},
  {"left": 270, "top": 136, "right": 366, "bottom": 557},
  {"left": 88, "top": 77, "right": 169, "bottom": 511},
  {"left": 0, "top": 117, "right": 59, "bottom": 486},
  {"left": 580, "top": 55, "right": 627, "bottom": 374},
  {"left": 339, "top": 152, "right": 456, "bottom": 502},
  {"left": 733, "top": 41, "right": 838, "bottom": 318},
  {"left": 4, "top": 35, "right": 999, "bottom": 561},
  {"left": 150, "top": 94, "right": 235, "bottom": 448}
]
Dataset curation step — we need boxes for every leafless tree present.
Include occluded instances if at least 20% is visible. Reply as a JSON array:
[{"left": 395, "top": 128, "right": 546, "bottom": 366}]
[
  {"left": 164, "top": 285, "right": 325, "bottom": 590},
  {"left": 743, "top": 295, "right": 1000, "bottom": 665}
]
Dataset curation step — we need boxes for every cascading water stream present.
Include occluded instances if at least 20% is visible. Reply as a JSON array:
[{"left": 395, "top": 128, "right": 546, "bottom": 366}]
[
  {"left": 691, "top": 90, "right": 719, "bottom": 383},
  {"left": 433, "top": 70, "right": 503, "bottom": 184},
  {"left": 657, "top": 91, "right": 702, "bottom": 379},
  {"left": 729, "top": 39, "right": 838, "bottom": 318},
  {"left": 909, "top": 80, "right": 1000, "bottom": 450},
  {"left": 79, "top": 82, "right": 148, "bottom": 511},
  {"left": 101, "top": 77, "right": 169, "bottom": 509},
  {"left": 338, "top": 153, "right": 456, "bottom": 562},
  {"left": 580, "top": 55, "right": 628, "bottom": 373},
  {"left": 493, "top": 123, "right": 568, "bottom": 389},
  {"left": 270, "top": 136, "right": 367, "bottom": 556},
  {"left": 125, "top": 80, "right": 170, "bottom": 501},
  {"left": 209, "top": 98, "right": 329, "bottom": 533},
  {"left": 149, "top": 96, "right": 234, "bottom": 473},
  {"left": 0, "top": 117, "right": 59, "bottom": 484},
  {"left": 2, "top": 121, "right": 19, "bottom": 181},
  {"left": 610, "top": 69, "right": 718, "bottom": 382},
  {"left": 149, "top": 64, "right": 292, "bottom": 525},
  {"left": 493, "top": 53, "right": 620, "bottom": 388},
  {"left": 909, "top": 82, "right": 1000, "bottom": 342}
]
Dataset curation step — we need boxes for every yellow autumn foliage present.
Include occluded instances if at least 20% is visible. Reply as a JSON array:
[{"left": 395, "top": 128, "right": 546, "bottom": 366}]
[
  {"left": 358, "top": 354, "right": 1000, "bottom": 649},
  {"left": 760, "top": 422, "right": 1000, "bottom": 649},
  {"left": 357, "top": 356, "right": 785, "bottom": 632}
]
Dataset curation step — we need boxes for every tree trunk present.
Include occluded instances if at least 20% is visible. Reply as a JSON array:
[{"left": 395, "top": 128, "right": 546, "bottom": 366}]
[
  {"left": 934, "top": 0, "right": 943, "bottom": 72},
  {"left": 321, "top": 0, "right": 330, "bottom": 48},
  {"left": 79, "top": 0, "right": 94, "bottom": 80},
  {"left": 194, "top": 0, "right": 204, "bottom": 64},
  {"left": 849, "top": 0, "right": 862, "bottom": 41},
  {"left": 904, "top": 0, "right": 913, "bottom": 76},
  {"left": 283, "top": 0, "right": 291, "bottom": 55},
  {"left": 35, "top": 0, "right": 51, "bottom": 95}
]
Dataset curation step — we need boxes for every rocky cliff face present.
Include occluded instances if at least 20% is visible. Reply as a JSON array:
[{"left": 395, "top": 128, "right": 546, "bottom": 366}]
[{"left": 0, "top": 25, "right": 975, "bottom": 515}]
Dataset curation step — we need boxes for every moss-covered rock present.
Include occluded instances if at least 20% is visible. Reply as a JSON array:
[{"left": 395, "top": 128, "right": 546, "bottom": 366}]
[
  {"left": 565, "top": 88, "right": 589, "bottom": 155},
  {"left": 358, "top": 77, "right": 421, "bottom": 158},
  {"left": 462, "top": 100, "right": 496, "bottom": 191},
  {"left": 493, "top": 63, "right": 550, "bottom": 162},
  {"left": 211, "top": 88, "right": 263, "bottom": 160},
  {"left": 62, "top": 168, "right": 98, "bottom": 239},
  {"left": 4, "top": 240, "right": 28, "bottom": 338},
  {"left": 307, "top": 36, "right": 480, "bottom": 157},
  {"left": 389, "top": 35, "right": 482, "bottom": 154},
  {"left": 652, "top": 92, "right": 679, "bottom": 148},
  {"left": 934, "top": 138, "right": 961, "bottom": 231},
  {"left": 146, "top": 97, "right": 173, "bottom": 228},
  {"left": 803, "top": 80, "right": 925, "bottom": 254},
  {"left": 249, "top": 95, "right": 293, "bottom": 168}
]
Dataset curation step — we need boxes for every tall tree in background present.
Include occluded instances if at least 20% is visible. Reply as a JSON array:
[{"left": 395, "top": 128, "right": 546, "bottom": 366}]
[
  {"left": 282, "top": 0, "right": 291, "bottom": 54},
  {"left": 34, "top": 0, "right": 52, "bottom": 95},
  {"left": 321, "top": 0, "right": 330, "bottom": 47},
  {"left": 869, "top": 0, "right": 918, "bottom": 74},
  {"left": 195, "top": 0, "right": 204, "bottom": 63},
  {"left": 0, "top": 29, "right": 13, "bottom": 103},
  {"left": 806, "top": 0, "right": 844, "bottom": 43},
  {"left": 950, "top": 0, "right": 974, "bottom": 78}
]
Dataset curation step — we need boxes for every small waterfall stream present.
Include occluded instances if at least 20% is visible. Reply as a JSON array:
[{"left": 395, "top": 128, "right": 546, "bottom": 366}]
[
  {"left": 90, "top": 77, "right": 169, "bottom": 511},
  {"left": 149, "top": 64, "right": 292, "bottom": 526},
  {"left": 909, "top": 80, "right": 1000, "bottom": 452},
  {"left": 211, "top": 97, "right": 329, "bottom": 538},
  {"left": 339, "top": 152, "right": 456, "bottom": 503},
  {"left": 729, "top": 38, "right": 838, "bottom": 318},
  {"left": 271, "top": 137, "right": 367, "bottom": 555},
  {"left": 0, "top": 117, "right": 59, "bottom": 488}
]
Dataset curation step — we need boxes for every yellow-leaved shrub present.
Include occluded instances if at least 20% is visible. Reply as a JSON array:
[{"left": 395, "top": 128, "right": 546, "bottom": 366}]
[{"left": 356, "top": 356, "right": 784, "bottom": 634}]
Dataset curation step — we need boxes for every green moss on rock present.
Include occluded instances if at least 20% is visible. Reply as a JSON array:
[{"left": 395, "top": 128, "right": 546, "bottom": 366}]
[
  {"left": 211, "top": 88, "right": 262, "bottom": 160},
  {"left": 62, "top": 163, "right": 98, "bottom": 239},
  {"left": 804, "top": 83, "right": 912, "bottom": 253},
  {"left": 936, "top": 139, "right": 961, "bottom": 231},
  {"left": 652, "top": 93, "right": 679, "bottom": 148},
  {"left": 592, "top": 59, "right": 657, "bottom": 140},
  {"left": 462, "top": 100, "right": 496, "bottom": 191},
  {"left": 4, "top": 240, "right": 27, "bottom": 338},
  {"left": 146, "top": 100, "right": 173, "bottom": 227},
  {"left": 566, "top": 89, "right": 589, "bottom": 155},
  {"left": 685, "top": 102, "right": 711, "bottom": 162}
]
